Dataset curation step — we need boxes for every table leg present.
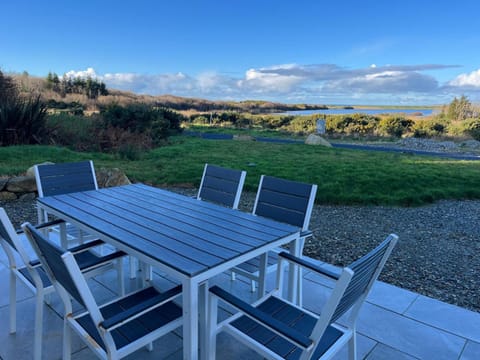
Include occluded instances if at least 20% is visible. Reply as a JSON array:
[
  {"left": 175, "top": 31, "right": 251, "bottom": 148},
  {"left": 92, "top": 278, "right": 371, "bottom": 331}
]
[
  {"left": 288, "top": 238, "right": 301, "bottom": 304},
  {"left": 183, "top": 279, "right": 199, "bottom": 360},
  {"left": 199, "top": 281, "right": 208, "bottom": 360}
]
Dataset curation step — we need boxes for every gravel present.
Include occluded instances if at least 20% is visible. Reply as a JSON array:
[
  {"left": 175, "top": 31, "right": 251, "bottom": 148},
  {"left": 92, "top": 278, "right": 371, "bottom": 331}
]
[{"left": 2, "top": 191, "right": 479, "bottom": 313}]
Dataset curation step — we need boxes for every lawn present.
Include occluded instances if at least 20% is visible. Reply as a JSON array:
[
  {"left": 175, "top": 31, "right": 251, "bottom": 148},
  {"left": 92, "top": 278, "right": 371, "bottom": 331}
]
[{"left": 1, "top": 135, "right": 479, "bottom": 206}]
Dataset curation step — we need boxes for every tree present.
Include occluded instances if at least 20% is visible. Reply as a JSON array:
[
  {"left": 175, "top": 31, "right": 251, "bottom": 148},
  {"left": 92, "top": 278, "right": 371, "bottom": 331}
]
[{"left": 447, "top": 95, "right": 472, "bottom": 121}]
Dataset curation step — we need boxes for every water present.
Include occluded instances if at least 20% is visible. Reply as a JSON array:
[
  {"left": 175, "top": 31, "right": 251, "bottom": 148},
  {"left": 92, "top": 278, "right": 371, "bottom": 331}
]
[{"left": 281, "top": 108, "right": 434, "bottom": 116}]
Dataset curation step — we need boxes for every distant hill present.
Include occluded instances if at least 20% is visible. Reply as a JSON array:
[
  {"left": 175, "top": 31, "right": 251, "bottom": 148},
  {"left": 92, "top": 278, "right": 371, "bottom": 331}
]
[{"left": 10, "top": 73, "right": 328, "bottom": 114}]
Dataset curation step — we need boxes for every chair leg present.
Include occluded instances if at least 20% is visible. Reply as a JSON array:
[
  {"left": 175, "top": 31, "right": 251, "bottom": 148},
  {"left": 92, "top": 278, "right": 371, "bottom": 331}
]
[
  {"left": 206, "top": 294, "right": 218, "bottom": 360},
  {"left": 116, "top": 258, "right": 125, "bottom": 296},
  {"left": 9, "top": 271, "right": 16, "bottom": 333},
  {"left": 348, "top": 331, "right": 357, "bottom": 360},
  {"left": 129, "top": 256, "right": 137, "bottom": 279},
  {"left": 34, "top": 290, "right": 44, "bottom": 360},
  {"left": 63, "top": 318, "right": 72, "bottom": 360},
  {"left": 231, "top": 271, "right": 236, "bottom": 281},
  {"left": 250, "top": 279, "right": 256, "bottom": 292}
]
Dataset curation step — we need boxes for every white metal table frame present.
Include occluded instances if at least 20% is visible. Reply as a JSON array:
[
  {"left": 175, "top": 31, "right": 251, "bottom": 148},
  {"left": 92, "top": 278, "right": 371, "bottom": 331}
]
[{"left": 37, "top": 183, "right": 301, "bottom": 360}]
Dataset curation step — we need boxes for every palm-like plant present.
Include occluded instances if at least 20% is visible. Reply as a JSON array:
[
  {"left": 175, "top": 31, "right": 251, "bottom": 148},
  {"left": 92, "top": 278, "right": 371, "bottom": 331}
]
[{"left": 0, "top": 71, "right": 47, "bottom": 145}]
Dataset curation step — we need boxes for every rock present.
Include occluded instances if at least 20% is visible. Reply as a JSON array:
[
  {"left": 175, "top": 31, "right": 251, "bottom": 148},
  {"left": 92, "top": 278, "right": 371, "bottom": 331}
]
[
  {"left": 461, "top": 140, "right": 480, "bottom": 149},
  {"left": 305, "top": 134, "right": 332, "bottom": 147},
  {"left": 6, "top": 176, "right": 37, "bottom": 193},
  {"left": 0, "top": 191, "right": 17, "bottom": 200},
  {"left": 26, "top": 162, "right": 55, "bottom": 177},
  {"left": 96, "top": 168, "right": 131, "bottom": 188},
  {"left": 0, "top": 177, "right": 8, "bottom": 191},
  {"left": 19, "top": 192, "right": 37, "bottom": 201},
  {"left": 233, "top": 134, "right": 255, "bottom": 141}
]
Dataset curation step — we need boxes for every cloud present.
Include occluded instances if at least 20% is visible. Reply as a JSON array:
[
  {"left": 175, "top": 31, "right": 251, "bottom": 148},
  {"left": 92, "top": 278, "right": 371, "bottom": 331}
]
[
  {"left": 449, "top": 69, "right": 480, "bottom": 88},
  {"left": 322, "top": 70, "right": 439, "bottom": 94},
  {"left": 63, "top": 63, "right": 475, "bottom": 105}
]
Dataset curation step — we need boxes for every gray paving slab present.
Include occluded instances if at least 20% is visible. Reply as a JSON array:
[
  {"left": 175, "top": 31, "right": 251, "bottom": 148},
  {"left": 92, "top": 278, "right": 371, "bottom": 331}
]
[
  {"left": 366, "top": 281, "right": 419, "bottom": 314},
  {"left": 71, "top": 331, "right": 183, "bottom": 359},
  {"left": 460, "top": 340, "right": 480, "bottom": 360},
  {"left": 365, "top": 343, "right": 419, "bottom": 360},
  {"left": 0, "top": 296, "right": 85, "bottom": 360},
  {"left": 404, "top": 295, "right": 480, "bottom": 342},
  {"left": 355, "top": 302, "right": 466, "bottom": 360}
]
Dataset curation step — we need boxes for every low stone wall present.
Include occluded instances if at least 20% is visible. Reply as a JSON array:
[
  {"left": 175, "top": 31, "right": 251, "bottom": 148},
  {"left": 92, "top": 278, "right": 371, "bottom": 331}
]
[{"left": 0, "top": 167, "right": 131, "bottom": 201}]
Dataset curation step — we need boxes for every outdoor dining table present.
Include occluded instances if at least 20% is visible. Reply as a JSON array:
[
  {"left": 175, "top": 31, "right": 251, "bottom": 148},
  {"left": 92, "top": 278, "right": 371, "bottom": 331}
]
[{"left": 37, "top": 183, "right": 301, "bottom": 360}]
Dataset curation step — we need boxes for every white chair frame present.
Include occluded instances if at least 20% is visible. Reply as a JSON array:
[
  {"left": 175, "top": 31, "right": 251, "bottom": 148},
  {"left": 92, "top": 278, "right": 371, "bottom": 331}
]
[{"left": 0, "top": 208, "right": 125, "bottom": 360}]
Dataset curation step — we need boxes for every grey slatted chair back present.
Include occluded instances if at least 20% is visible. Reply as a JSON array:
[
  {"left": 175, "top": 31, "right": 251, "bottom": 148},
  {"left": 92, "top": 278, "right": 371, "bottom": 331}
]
[
  {"left": 331, "top": 234, "right": 398, "bottom": 323},
  {"left": 253, "top": 175, "right": 317, "bottom": 230},
  {"left": 35, "top": 160, "right": 98, "bottom": 197},
  {"left": 197, "top": 163, "right": 246, "bottom": 209},
  {"left": 23, "top": 223, "right": 86, "bottom": 307}
]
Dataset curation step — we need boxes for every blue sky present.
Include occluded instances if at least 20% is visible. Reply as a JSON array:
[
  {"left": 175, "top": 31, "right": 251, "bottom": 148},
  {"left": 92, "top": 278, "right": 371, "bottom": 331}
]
[{"left": 2, "top": 0, "right": 480, "bottom": 105}]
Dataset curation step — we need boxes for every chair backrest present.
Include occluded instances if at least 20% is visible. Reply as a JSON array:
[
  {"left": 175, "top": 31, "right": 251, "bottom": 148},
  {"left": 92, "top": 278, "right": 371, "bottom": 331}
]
[
  {"left": 309, "top": 234, "right": 398, "bottom": 353},
  {"left": 35, "top": 160, "right": 98, "bottom": 198},
  {"left": 253, "top": 175, "right": 317, "bottom": 230},
  {"left": 22, "top": 223, "right": 87, "bottom": 307},
  {"left": 0, "top": 208, "right": 35, "bottom": 269},
  {"left": 197, "top": 163, "right": 246, "bottom": 209}
]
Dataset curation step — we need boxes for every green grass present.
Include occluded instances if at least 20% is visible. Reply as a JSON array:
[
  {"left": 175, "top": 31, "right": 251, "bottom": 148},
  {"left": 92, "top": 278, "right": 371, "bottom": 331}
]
[{"left": 1, "top": 136, "right": 479, "bottom": 206}]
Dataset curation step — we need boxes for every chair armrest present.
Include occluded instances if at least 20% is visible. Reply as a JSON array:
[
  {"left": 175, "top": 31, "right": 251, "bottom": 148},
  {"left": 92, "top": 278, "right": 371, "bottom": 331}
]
[
  {"left": 278, "top": 252, "right": 340, "bottom": 280},
  {"left": 210, "top": 285, "right": 312, "bottom": 349},
  {"left": 100, "top": 285, "right": 182, "bottom": 330},
  {"left": 68, "top": 239, "right": 105, "bottom": 254},
  {"left": 300, "top": 230, "right": 313, "bottom": 238},
  {"left": 78, "top": 250, "right": 127, "bottom": 273},
  {"left": 16, "top": 219, "right": 65, "bottom": 235}
]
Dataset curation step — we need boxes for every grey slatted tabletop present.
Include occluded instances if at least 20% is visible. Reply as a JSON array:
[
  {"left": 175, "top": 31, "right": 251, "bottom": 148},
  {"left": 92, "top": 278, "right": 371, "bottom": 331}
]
[{"left": 37, "top": 183, "right": 300, "bottom": 278}]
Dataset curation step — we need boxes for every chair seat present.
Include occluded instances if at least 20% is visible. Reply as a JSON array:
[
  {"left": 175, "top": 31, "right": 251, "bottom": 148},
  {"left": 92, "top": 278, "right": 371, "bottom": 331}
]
[
  {"left": 231, "top": 296, "right": 343, "bottom": 359},
  {"left": 76, "top": 286, "right": 183, "bottom": 350}
]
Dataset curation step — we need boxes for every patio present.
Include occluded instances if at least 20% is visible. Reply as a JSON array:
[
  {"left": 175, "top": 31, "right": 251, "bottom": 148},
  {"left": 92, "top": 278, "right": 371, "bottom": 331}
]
[{"left": 0, "top": 248, "right": 479, "bottom": 360}]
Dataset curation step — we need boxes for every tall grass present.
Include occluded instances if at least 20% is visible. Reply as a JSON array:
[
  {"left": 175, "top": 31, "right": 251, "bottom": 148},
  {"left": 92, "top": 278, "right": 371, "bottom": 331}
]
[{"left": 1, "top": 136, "right": 479, "bottom": 206}]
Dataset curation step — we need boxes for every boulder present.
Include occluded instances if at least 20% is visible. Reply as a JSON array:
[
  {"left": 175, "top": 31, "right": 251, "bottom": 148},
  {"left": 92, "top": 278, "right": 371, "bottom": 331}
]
[
  {"left": 6, "top": 176, "right": 37, "bottom": 193},
  {"left": 26, "top": 161, "right": 55, "bottom": 177},
  {"left": 96, "top": 168, "right": 131, "bottom": 188},
  {"left": 0, "top": 177, "right": 8, "bottom": 191},
  {"left": 305, "top": 134, "right": 332, "bottom": 147},
  {"left": 0, "top": 191, "right": 17, "bottom": 200},
  {"left": 233, "top": 134, "right": 255, "bottom": 141}
]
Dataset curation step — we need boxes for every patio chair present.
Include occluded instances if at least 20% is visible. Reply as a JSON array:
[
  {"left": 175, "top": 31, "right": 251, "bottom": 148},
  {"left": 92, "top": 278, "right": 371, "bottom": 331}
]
[
  {"left": 35, "top": 160, "right": 138, "bottom": 279},
  {"left": 231, "top": 175, "right": 317, "bottom": 296},
  {"left": 197, "top": 163, "right": 247, "bottom": 209},
  {"left": 22, "top": 223, "right": 183, "bottom": 360},
  {"left": 0, "top": 208, "right": 126, "bottom": 360},
  {"left": 207, "top": 234, "right": 398, "bottom": 360}
]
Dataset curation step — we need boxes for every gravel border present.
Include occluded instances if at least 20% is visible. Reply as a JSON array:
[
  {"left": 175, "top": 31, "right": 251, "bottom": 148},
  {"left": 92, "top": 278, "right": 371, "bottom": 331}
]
[{"left": 1, "top": 191, "right": 479, "bottom": 313}]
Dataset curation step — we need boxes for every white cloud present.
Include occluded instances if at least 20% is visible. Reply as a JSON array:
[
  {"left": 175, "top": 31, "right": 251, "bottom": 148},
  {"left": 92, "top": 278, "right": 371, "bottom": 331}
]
[
  {"left": 62, "top": 63, "right": 479, "bottom": 105},
  {"left": 64, "top": 67, "right": 98, "bottom": 79},
  {"left": 238, "top": 65, "right": 305, "bottom": 93},
  {"left": 449, "top": 69, "right": 480, "bottom": 87}
]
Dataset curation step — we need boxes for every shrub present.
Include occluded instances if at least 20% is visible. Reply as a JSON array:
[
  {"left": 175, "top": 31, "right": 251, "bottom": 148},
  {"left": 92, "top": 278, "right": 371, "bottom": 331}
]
[
  {"left": 101, "top": 103, "right": 183, "bottom": 146},
  {"left": 463, "top": 118, "right": 480, "bottom": 141},
  {"left": 0, "top": 71, "right": 47, "bottom": 145},
  {"left": 377, "top": 116, "right": 414, "bottom": 137},
  {"left": 412, "top": 119, "right": 447, "bottom": 138},
  {"left": 45, "top": 113, "right": 100, "bottom": 151},
  {"left": 326, "top": 114, "right": 379, "bottom": 136}
]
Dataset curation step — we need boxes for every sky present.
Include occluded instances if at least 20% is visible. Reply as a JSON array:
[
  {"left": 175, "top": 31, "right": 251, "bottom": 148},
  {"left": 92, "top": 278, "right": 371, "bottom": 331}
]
[{"left": 2, "top": 0, "right": 480, "bottom": 105}]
